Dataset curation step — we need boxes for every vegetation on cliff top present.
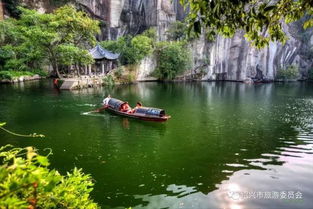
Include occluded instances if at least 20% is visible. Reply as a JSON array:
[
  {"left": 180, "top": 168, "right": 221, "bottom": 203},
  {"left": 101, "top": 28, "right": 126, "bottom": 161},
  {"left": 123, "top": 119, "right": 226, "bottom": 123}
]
[{"left": 181, "top": 0, "right": 313, "bottom": 48}]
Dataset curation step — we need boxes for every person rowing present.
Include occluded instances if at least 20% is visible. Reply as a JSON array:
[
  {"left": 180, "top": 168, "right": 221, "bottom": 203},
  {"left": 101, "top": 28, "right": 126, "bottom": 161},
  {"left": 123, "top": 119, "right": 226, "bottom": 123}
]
[{"left": 102, "top": 94, "right": 111, "bottom": 107}]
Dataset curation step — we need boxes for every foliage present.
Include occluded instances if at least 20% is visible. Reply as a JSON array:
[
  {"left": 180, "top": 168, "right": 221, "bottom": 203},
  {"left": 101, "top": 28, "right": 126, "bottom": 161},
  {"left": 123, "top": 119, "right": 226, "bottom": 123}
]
[
  {"left": 154, "top": 41, "right": 192, "bottom": 80},
  {"left": 114, "top": 67, "right": 123, "bottom": 79},
  {"left": 0, "top": 145, "right": 99, "bottom": 209},
  {"left": 142, "top": 28, "right": 157, "bottom": 42},
  {"left": 276, "top": 65, "right": 299, "bottom": 80},
  {"left": 127, "top": 74, "right": 136, "bottom": 83},
  {"left": 166, "top": 21, "right": 196, "bottom": 41},
  {"left": 131, "top": 35, "right": 153, "bottom": 61},
  {"left": 57, "top": 44, "right": 94, "bottom": 66},
  {"left": 0, "top": 71, "right": 34, "bottom": 80},
  {"left": 0, "top": 5, "right": 100, "bottom": 78},
  {"left": 32, "top": 69, "right": 48, "bottom": 77},
  {"left": 102, "top": 74, "right": 115, "bottom": 86},
  {"left": 0, "top": 69, "right": 47, "bottom": 80},
  {"left": 100, "top": 29, "right": 154, "bottom": 65},
  {"left": 180, "top": 0, "right": 313, "bottom": 48}
]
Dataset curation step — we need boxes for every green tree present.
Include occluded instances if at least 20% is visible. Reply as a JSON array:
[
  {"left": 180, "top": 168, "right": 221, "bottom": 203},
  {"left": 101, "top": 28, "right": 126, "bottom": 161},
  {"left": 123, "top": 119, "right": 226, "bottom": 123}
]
[
  {"left": 100, "top": 30, "right": 154, "bottom": 65},
  {"left": 0, "top": 145, "right": 99, "bottom": 209},
  {"left": 155, "top": 41, "right": 191, "bottom": 80},
  {"left": 57, "top": 44, "right": 94, "bottom": 76},
  {"left": 131, "top": 35, "right": 153, "bottom": 61},
  {"left": 180, "top": 0, "right": 313, "bottom": 48},
  {"left": 0, "top": 5, "right": 99, "bottom": 78}
]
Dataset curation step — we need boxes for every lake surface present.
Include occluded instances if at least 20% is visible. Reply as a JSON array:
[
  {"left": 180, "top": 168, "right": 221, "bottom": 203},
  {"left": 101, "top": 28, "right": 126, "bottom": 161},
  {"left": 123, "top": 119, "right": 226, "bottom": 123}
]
[{"left": 1, "top": 80, "right": 313, "bottom": 209}]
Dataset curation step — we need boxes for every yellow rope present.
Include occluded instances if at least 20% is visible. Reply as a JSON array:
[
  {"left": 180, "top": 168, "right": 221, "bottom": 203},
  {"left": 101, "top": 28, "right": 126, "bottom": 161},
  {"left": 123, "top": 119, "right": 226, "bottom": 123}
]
[{"left": 0, "top": 126, "right": 45, "bottom": 138}]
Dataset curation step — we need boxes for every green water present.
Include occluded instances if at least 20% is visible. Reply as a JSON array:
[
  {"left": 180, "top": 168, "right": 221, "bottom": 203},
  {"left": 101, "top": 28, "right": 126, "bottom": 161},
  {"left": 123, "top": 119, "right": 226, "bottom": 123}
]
[{"left": 1, "top": 80, "right": 313, "bottom": 209}]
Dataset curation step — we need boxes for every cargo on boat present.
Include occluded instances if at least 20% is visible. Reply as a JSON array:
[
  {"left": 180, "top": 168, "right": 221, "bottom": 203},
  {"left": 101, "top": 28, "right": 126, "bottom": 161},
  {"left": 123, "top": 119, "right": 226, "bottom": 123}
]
[{"left": 102, "top": 98, "right": 171, "bottom": 122}]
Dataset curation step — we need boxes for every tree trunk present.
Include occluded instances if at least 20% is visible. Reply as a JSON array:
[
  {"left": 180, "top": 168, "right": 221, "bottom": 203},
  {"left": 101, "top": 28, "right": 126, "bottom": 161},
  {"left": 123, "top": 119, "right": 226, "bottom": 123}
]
[
  {"left": 76, "top": 64, "right": 80, "bottom": 77},
  {"left": 49, "top": 49, "right": 62, "bottom": 79},
  {"left": 54, "top": 64, "right": 62, "bottom": 79}
]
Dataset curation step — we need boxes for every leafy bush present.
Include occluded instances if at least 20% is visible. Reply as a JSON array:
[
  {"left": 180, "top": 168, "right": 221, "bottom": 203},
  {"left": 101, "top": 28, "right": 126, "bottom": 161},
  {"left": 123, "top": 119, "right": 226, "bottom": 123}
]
[
  {"left": 0, "top": 145, "right": 99, "bottom": 209},
  {"left": 166, "top": 21, "right": 196, "bottom": 41},
  {"left": 142, "top": 28, "right": 157, "bottom": 41},
  {"left": 131, "top": 35, "right": 153, "bottom": 61},
  {"left": 127, "top": 74, "right": 136, "bottom": 83},
  {"left": 103, "top": 74, "right": 115, "bottom": 86},
  {"left": 0, "top": 71, "right": 34, "bottom": 80},
  {"left": 154, "top": 41, "right": 192, "bottom": 80},
  {"left": 4, "top": 58, "right": 29, "bottom": 71},
  {"left": 0, "top": 71, "right": 11, "bottom": 79},
  {"left": 32, "top": 69, "right": 48, "bottom": 77},
  {"left": 276, "top": 65, "right": 299, "bottom": 80},
  {"left": 114, "top": 67, "right": 123, "bottom": 79},
  {"left": 100, "top": 29, "right": 153, "bottom": 65}
]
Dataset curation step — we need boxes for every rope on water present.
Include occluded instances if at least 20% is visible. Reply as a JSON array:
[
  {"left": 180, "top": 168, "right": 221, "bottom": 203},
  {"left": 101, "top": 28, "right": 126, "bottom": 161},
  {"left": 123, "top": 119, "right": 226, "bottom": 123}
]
[{"left": 0, "top": 123, "right": 45, "bottom": 138}]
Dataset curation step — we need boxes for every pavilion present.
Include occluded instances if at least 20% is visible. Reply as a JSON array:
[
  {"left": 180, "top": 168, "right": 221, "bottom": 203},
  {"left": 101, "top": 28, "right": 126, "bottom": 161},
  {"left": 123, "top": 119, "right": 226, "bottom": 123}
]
[{"left": 87, "top": 44, "right": 119, "bottom": 75}]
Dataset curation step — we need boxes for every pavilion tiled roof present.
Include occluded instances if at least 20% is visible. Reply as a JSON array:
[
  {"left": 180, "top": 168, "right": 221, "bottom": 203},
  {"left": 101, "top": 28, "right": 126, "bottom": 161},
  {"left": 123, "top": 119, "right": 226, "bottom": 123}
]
[{"left": 89, "top": 44, "right": 119, "bottom": 60}]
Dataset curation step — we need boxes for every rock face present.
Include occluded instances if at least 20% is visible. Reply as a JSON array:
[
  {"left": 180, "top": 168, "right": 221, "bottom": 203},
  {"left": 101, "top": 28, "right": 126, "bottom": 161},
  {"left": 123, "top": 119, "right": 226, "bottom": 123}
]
[
  {"left": 136, "top": 55, "right": 157, "bottom": 81},
  {"left": 192, "top": 22, "right": 313, "bottom": 81},
  {"left": 75, "top": 0, "right": 182, "bottom": 40}
]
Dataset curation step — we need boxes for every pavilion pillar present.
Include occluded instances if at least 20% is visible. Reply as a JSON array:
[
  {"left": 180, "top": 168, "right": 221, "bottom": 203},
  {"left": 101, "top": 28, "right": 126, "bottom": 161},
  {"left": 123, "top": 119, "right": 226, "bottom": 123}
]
[
  {"left": 101, "top": 62, "right": 105, "bottom": 75},
  {"left": 88, "top": 65, "right": 92, "bottom": 76},
  {"left": 107, "top": 61, "right": 112, "bottom": 73}
]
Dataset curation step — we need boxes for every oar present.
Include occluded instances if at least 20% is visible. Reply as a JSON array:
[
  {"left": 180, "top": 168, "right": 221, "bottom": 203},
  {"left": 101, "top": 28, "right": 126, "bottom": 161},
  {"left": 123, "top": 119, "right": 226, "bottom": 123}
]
[{"left": 84, "top": 106, "right": 106, "bottom": 114}]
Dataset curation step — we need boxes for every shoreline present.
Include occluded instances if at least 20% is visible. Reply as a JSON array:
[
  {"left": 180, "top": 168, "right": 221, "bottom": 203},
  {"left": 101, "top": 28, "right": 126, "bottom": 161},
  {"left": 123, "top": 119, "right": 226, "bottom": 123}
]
[
  {"left": 1, "top": 76, "right": 309, "bottom": 87},
  {"left": 0, "top": 74, "right": 43, "bottom": 84}
]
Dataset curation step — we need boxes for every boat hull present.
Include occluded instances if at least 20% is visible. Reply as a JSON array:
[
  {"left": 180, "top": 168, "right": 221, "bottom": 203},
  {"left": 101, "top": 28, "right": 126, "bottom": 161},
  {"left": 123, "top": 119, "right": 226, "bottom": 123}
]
[{"left": 104, "top": 107, "right": 170, "bottom": 122}]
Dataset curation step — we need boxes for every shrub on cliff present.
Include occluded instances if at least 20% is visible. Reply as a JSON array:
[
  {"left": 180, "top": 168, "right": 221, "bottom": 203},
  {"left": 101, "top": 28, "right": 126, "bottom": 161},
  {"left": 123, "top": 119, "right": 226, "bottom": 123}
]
[
  {"left": 100, "top": 29, "right": 154, "bottom": 65},
  {"left": 166, "top": 21, "right": 196, "bottom": 41},
  {"left": 0, "top": 145, "right": 99, "bottom": 209},
  {"left": 276, "top": 65, "right": 299, "bottom": 80},
  {"left": 154, "top": 41, "right": 192, "bottom": 80}
]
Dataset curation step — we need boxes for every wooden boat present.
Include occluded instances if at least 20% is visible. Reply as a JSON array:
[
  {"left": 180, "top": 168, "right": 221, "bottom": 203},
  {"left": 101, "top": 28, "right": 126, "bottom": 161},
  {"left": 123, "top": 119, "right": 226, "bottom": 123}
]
[{"left": 102, "top": 98, "right": 171, "bottom": 122}]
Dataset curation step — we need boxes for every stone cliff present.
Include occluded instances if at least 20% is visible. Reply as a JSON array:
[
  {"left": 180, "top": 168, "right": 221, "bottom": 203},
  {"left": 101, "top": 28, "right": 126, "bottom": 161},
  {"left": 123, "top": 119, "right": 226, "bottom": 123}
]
[
  {"left": 191, "top": 22, "right": 313, "bottom": 81},
  {"left": 6, "top": 0, "right": 313, "bottom": 81}
]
